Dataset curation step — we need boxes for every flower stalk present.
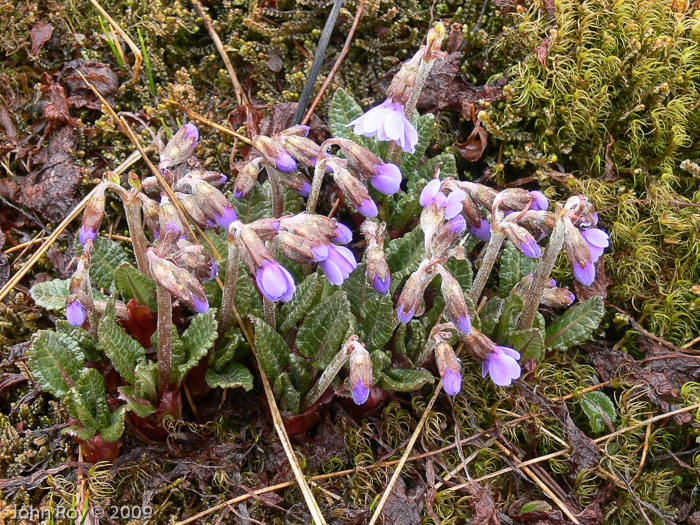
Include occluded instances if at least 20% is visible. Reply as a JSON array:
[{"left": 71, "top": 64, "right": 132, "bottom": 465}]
[
  {"left": 469, "top": 231, "right": 506, "bottom": 304},
  {"left": 156, "top": 285, "right": 173, "bottom": 396},
  {"left": 124, "top": 199, "right": 151, "bottom": 276},
  {"left": 219, "top": 241, "right": 240, "bottom": 337},
  {"left": 300, "top": 336, "right": 354, "bottom": 411}
]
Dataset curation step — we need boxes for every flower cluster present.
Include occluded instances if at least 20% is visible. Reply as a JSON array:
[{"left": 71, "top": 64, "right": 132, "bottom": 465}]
[{"left": 562, "top": 196, "right": 610, "bottom": 286}]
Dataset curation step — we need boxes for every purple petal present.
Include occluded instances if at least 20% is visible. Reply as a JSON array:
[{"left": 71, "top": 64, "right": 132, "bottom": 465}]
[
  {"left": 443, "top": 368, "right": 462, "bottom": 395},
  {"left": 529, "top": 190, "right": 549, "bottom": 211},
  {"left": 420, "top": 179, "right": 442, "bottom": 206},
  {"left": 444, "top": 190, "right": 467, "bottom": 220},
  {"left": 319, "top": 245, "right": 357, "bottom": 285},
  {"left": 218, "top": 174, "right": 228, "bottom": 184},
  {"left": 233, "top": 188, "right": 245, "bottom": 198},
  {"left": 573, "top": 261, "right": 595, "bottom": 286},
  {"left": 382, "top": 104, "right": 405, "bottom": 142},
  {"left": 495, "top": 346, "right": 521, "bottom": 361},
  {"left": 486, "top": 349, "right": 521, "bottom": 386},
  {"left": 371, "top": 163, "right": 402, "bottom": 195},
  {"left": 184, "top": 123, "right": 199, "bottom": 146},
  {"left": 275, "top": 151, "right": 297, "bottom": 172},
  {"left": 319, "top": 258, "right": 343, "bottom": 285},
  {"left": 294, "top": 181, "right": 311, "bottom": 197},
  {"left": 331, "top": 222, "right": 353, "bottom": 244},
  {"left": 193, "top": 295, "right": 209, "bottom": 313},
  {"left": 79, "top": 226, "right": 98, "bottom": 246},
  {"left": 351, "top": 378, "right": 370, "bottom": 405},
  {"left": 257, "top": 261, "right": 296, "bottom": 302},
  {"left": 372, "top": 274, "right": 391, "bottom": 294},
  {"left": 311, "top": 245, "right": 329, "bottom": 262},
  {"left": 397, "top": 304, "right": 415, "bottom": 323},
  {"left": 469, "top": 219, "right": 491, "bottom": 242},
  {"left": 402, "top": 118, "right": 419, "bottom": 153},
  {"left": 452, "top": 314, "right": 471, "bottom": 335},
  {"left": 448, "top": 215, "right": 466, "bottom": 234},
  {"left": 215, "top": 206, "right": 237, "bottom": 229},
  {"left": 349, "top": 100, "right": 393, "bottom": 137},
  {"left": 66, "top": 301, "right": 86, "bottom": 326},
  {"left": 356, "top": 199, "right": 378, "bottom": 218},
  {"left": 581, "top": 228, "right": 609, "bottom": 262},
  {"left": 205, "top": 261, "right": 218, "bottom": 281},
  {"left": 520, "top": 238, "right": 542, "bottom": 258}
]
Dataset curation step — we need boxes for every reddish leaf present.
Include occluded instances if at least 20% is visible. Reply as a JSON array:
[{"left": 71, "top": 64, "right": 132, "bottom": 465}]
[
  {"left": 30, "top": 21, "right": 53, "bottom": 57},
  {"left": 119, "top": 299, "right": 158, "bottom": 349}
]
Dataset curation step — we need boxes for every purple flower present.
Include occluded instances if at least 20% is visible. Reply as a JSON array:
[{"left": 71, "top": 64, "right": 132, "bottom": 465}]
[
  {"left": 573, "top": 261, "right": 595, "bottom": 286},
  {"left": 217, "top": 174, "right": 228, "bottom": 184},
  {"left": 331, "top": 222, "right": 353, "bottom": 244},
  {"left": 79, "top": 225, "right": 98, "bottom": 246},
  {"left": 256, "top": 260, "right": 296, "bottom": 302},
  {"left": 351, "top": 378, "right": 370, "bottom": 405},
  {"left": 396, "top": 304, "right": 416, "bottom": 324},
  {"left": 214, "top": 205, "right": 237, "bottom": 229},
  {"left": 348, "top": 99, "right": 419, "bottom": 153},
  {"left": 192, "top": 295, "right": 209, "bottom": 313},
  {"left": 451, "top": 314, "right": 471, "bottom": 335},
  {"left": 294, "top": 181, "right": 311, "bottom": 197},
  {"left": 443, "top": 368, "right": 462, "bottom": 396},
  {"left": 370, "top": 163, "right": 402, "bottom": 195},
  {"left": 444, "top": 190, "right": 467, "bottom": 220},
  {"left": 468, "top": 219, "right": 491, "bottom": 242},
  {"left": 482, "top": 346, "right": 521, "bottom": 387},
  {"left": 418, "top": 180, "right": 466, "bottom": 219},
  {"left": 448, "top": 215, "right": 466, "bottom": 234},
  {"left": 520, "top": 236, "right": 542, "bottom": 258},
  {"left": 311, "top": 245, "right": 329, "bottom": 262},
  {"left": 581, "top": 228, "right": 609, "bottom": 262},
  {"left": 530, "top": 190, "right": 549, "bottom": 211},
  {"left": 233, "top": 188, "right": 245, "bottom": 199},
  {"left": 275, "top": 151, "right": 297, "bottom": 172},
  {"left": 66, "top": 301, "right": 86, "bottom": 326},
  {"left": 205, "top": 261, "right": 218, "bottom": 281},
  {"left": 371, "top": 274, "right": 391, "bottom": 294},
  {"left": 356, "top": 198, "right": 378, "bottom": 218},
  {"left": 184, "top": 123, "right": 199, "bottom": 146},
  {"left": 419, "top": 178, "right": 443, "bottom": 207},
  {"left": 319, "top": 245, "right": 358, "bottom": 285}
]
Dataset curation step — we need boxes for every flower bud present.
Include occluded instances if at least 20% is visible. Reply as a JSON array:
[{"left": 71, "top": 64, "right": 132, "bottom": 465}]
[
  {"left": 177, "top": 177, "right": 237, "bottom": 228},
  {"left": 175, "top": 192, "right": 209, "bottom": 228},
  {"left": 160, "top": 123, "right": 199, "bottom": 169},
  {"left": 248, "top": 217, "right": 281, "bottom": 241},
  {"left": 396, "top": 261, "right": 434, "bottom": 323},
  {"left": 435, "top": 340, "right": 462, "bottom": 395},
  {"left": 188, "top": 169, "right": 228, "bottom": 186},
  {"left": 80, "top": 185, "right": 107, "bottom": 245},
  {"left": 158, "top": 196, "right": 186, "bottom": 237},
  {"left": 424, "top": 21, "right": 446, "bottom": 62},
  {"left": 280, "top": 134, "right": 321, "bottom": 169},
  {"left": 438, "top": 265, "right": 471, "bottom": 335},
  {"left": 275, "top": 169, "right": 311, "bottom": 197},
  {"left": 234, "top": 158, "right": 263, "bottom": 198},
  {"left": 146, "top": 248, "right": 209, "bottom": 312},
  {"left": 254, "top": 135, "right": 297, "bottom": 172},
  {"left": 279, "top": 125, "right": 310, "bottom": 137},
  {"left": 349, "top": 341, "right": 373, "bottom": 405},
  {"left": 500, "top": 219, "right": 542, "bottom": 258},
  {"left": 318, "top": 245, "right": 358, "bottom": 285},
  {"left": 325, "top": 158, "right": 377, "bottom": 218},
  {"left": 564, "top": 217, "right": 595, "bottom": 285},
  {"left": 66, "top": 298, "right": 87, "bottom": 326},
  {"left": 361, "top": 221, "right": 391, "bottom": 295},
  {"left": 273, "top": 231, "right": 329, "bottom": 264},
  {"left": 172, "top": 241, "right": 218, "bottom": 282},
  {"left": 387, "top": 49, "right": 423, "bottom": 105},
  {"left": 517, "top": 210, "right": 556, "bottom": 241}
]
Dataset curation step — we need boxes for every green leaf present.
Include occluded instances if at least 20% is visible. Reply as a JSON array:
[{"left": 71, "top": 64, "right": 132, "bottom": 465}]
[
  {"left": 97, "top": 314, "right": 146, "bottom": 384},
  {"left": 210, "top": 329, "right": 245, "bottom": 371},
  {"left": 65, "top": 368, "right": 109, "bottom": 430},
  {"left": 179, "top": 312, "right": 218, "bottom": 378},
  {"left": 29, "top": 330, "right": 85, "bottom": 397},
  {"left": 380, "top": 368, "right": 435, "bottom": 392},
  {"left": 581, "top": 391, "right": 616, "bottom": 434},
  {"left": 500, "top": 240, "right": 537, "bottom": 296},
  {"left": 405, "top": 319, "right": 427, "bottom": 364},
  {"left": 205, "top": 362, "right": 254, "bottom": 391},
  {"left": 101, "top": 407, "right": 126, "bottom": 442},
  {"left": 296, "top": 291, "right": 352, "bottom": 369},
  {"left": 273, "top": 372, "right": 301, "bottom": 413},
  {"left": 280, "top": 272, "right": 324, "bottom": 331},
  {"left": 447, "top": 258, "right": 473, "bottom": 293},
  {"left": 521, "top": 501, "right": 552, "bottom": 513},
  {"left": 232, "top": 181, "right": 304, "bottom": 223},
  {"left": 400, "top": 113, "right": 435, "bottom": 174},
  {"left": 370, "top": 349, "right": 391, "bottom": 384},
  {"left": 388, "top": 178, "right": 428, "bottom": 231},
  {"left": 56, "top": 321, "right": 100, "bottom": 362},
  {"left": 360, "top": 292, "right": 395, "bottom": 351},
  {"left": 252, "top": 317, "right": 291, "bottom": 384},
  {"left": 545, "top": 296, "right": 604, "bottom": 350},
  {"left": 76, "top": 236, "right": 130, "bottom": 292},
  {"left": 63, "top": 425, "right": 96, "bottom": 441},
  {"left": 288, "top": 354, "right": 313, "bottom": 396},
  {"left": 385, "top": 227, "right": 425, "bottom": 284},
  {"left": 416, "top": 153, "right": 457, "bottom": 182},
  {"left": 341, "top": 263, "right": 368, "bottom": 317},
  {"left": 497, "top": 293, "right": 524, "bottom": 340},
  {"left": 329, "top": 88, "right": 363, "bottom": 138},
  {"left": 30, "top": 279, "right": 71, "bottom": 312},
  {"left": 479, "top": 297, "right": 504, "bottom": 338},
  {"left": 133, "top": 362, "right": 158, "bottom": 401},
  {"left": 232, "top": 266, "right": 264, "bottom": 319},
  {"left": 118, "top": 386, "right": 156, "bottom": 417},
  {"left": 508, "top": 328, "right": 546, "bottom": 362},
  {"left": 114, "top": 263, "right": 157, "bottom": 310}
]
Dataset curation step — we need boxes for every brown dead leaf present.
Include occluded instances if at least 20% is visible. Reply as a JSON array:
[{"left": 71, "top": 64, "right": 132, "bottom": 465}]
[
  {"left": 382, "top": 475, "right": 426, "bottom": 525},
  {"left": 0, "top": 102, "right": 17, "bottom": 141},
  {"left": 534, "top": 37, "right": 552, "bottom": 66},
  {"left": 59, "top": 60, "right": 119, "bottom": 110},
  {"left": 574, "top": 259, "right": 612, "bottom": 302},
  {"left": 469, "top": 482, "right": 499, "bottom": 524},
  {"left": 44, "top": 83, "right": 78, "bottom": 126},
  {"left": 30, "top": 21, "right": 53, "bottom": 57},
  {"left": 455, "top": 120, "right": 489, "bottom": 161}
]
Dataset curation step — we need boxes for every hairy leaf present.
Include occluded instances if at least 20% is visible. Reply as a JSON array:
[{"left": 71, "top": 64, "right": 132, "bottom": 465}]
[
  {"left": 341, "top": 263, "right": 368, "bottom": 317},
  {"left": 500, "top": 240, "right": 537, "bottom": 296},
  {"left": 581, "top": 391, "right": 617, "bottom": 434},
  {"left": 273, "top": 372, "right": 301, "bottom": 413},
  {"left": 252, "top": 317, "right": 291, "bottom": 383},
  {"left": 479, "top": 298, "right": 504, "bottom": 338},
  {"left": 29, "top": 330, "right": 85, "bottom": 397},
  {"left": 447, "top": 258, "right": 473, "bottom": 293},
  {"left": 205, "top": 362, "right": 254, "bottom": 391},
  {"left": 545, "top": 296, "right": 604, "bottom": 350},
  {"left": 508, "top": 328, "right": 545, "bottom": 362},
  {"left": 329, "top": 88, "right": 363, "bottom": 139},
  {"left": 416, "top": 153, "right": 457, "bottom": 181},
  {"left": 118, "top": 385, "right": 157, "bottom": 417},
  {"left": 380, "top": 368, "right": 435, "bottom": 391},
  {"left": 30, "top": 278, "right": 71, "bottom": 312},
  {"left": 360, "top": 292, "right": 395, "bottom": 351},
  {"left": 65, "top": 368, "right": 109, "bottom": 430},
  {"left": 101, "top": 407, "right": 126, "bottom": 442},
  {"left": 76, "top": 236, "right": 130, "bottom": 292},
  {"left": 280, "top": 272, "right": 324, "bottom": 331},
  {"left": 98, "top": 314, "right": 146, "bottom": 384},
  {"left": 133, "top": 362, "right": 158, "bottom": 401},
  {"left": 400, "top": 113, "right": 435, "bottom": 174},
  {"left": 288, "top": 354, "right": 313, "bottom": 396},
  {"left": 56, "top": 321, "right": 100, "bottom": 362},
  {"left": 389, "top": 177, "right": 428, "bottom": 231},
  {"left": 114, "top": 263, "right": 157, "bottom": 310},
  {"left": 497, "top": 293, "right": 524, "bottom": 340},
  {"left": 179, "top": 312, "right": 218, "bottom": 378},
  {"left": 386, "top": 227, "right": 425, "bottom": 285},
  {"left": 296, "top": 291, "right": 352, "bottom": 369}
]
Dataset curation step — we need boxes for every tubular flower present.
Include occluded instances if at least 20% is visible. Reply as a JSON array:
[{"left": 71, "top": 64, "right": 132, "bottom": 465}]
[
  {"left": 256, "top": 260, "right": 296, "bottom": 302},
  {"left": 66, "top": 300, "right": 87, "bottom": 327},
  {"left": 146, "top": 248, "right": 209, "bottom": 313},
  {"left": 324, "top": 158, "right": 378, "bottom": 218},
  {"left": 159, "top": 123, "right": 199, "bottom": 169},
  {"left": 438, "top": 265, "right": 471, "bottom": 336},
  {"left": 482, "top": 346, "right": 521, "bottom": 387},
  {"left": 348, "top": 100, "right": 418, "bottom": 153},
  {"left": 254, "top": 135, "right": 297, "bottom": 172},
  {"left": 435, "top": 340, "right": 462, "bottom": 395},
  {"left": 361, "top": 220, "right": 391, "bottom": 295},
  {"left": 348, "top": 341, "right": 373, "bottom": 405},
  {"left": 318, "top": 245, "right": 358, "bottom": 286},
  {"left": 79, "top": 185, "right": 107, "bottom": 245},
  {"left": 396, "top": 260, "right": 434, "bottom": 323}
]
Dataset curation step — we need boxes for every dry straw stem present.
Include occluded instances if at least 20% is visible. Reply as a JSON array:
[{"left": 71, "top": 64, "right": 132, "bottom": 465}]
[
  {"left": 301, "top": 0, "right": 366, "bottom": 125},
  {"left": 163, "top": 100, "right": 252, "bottom": 145},
  {"left": 83, "top": 78, "right": 327, "bottom": 524},
  {"left": 190, "top": 0, "right": 248, "bottom": 107},
  {"left": 0, "top": 150, "right": 142, "bottom": 303},
  {"left": 367, "top": 381, "right": 443, "bottom": 525},
  {"left": 88, "top": 0, "right": 142, "bottom": 84}
]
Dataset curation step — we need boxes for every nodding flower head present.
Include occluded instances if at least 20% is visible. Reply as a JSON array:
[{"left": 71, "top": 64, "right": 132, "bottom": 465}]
[
  {"left": 529, "top": 190, "right": 549, "bottom": 211},
  {"left": 396, "top": 261, "right": 433, "bottom": 323},
  {"left": 234, "top": 158, "right": 262, "bottom": 198},
  {"left": 331, "top": 222, "right": 353, "bottom": 244},
  {"left": 347, "top": 99, "right": 419, "bottom": 153},
  {"left": 79, "top": 185, "right": 106, "bottom": 246},
  {"left": 370, "top": 163, "right": 403, "bottom": 195},
  {"left": 273, "top": 231, "right": 330, "bottom": 264},
  {"left": 318, "top": 245, "right": 357, "bottom": 286},
  {"left": 564, "top": 217, "right": 608, "bottom": 286},
  {"left": 326, "top": 159, "right": 378, "bottom": 218},
  {"left": 500, "top": 220, "right": 542, "bottom": 258},
  {"left": 581, "top": 228, "right": 609, "bottom": 263},
  {"left": 439, "top": 265, "right": 471, "bottom": 336},
  {"left": 362, "top": 221, "right": 391, "bottom": 295},
  {"left": 349, "top": 342, "right": 373, "bottom": 405},
  {"left": 435, "top": 340, "right": 462, "bottom": 396},
  {"left": 146, "top": 248, "right": 209, "bottom": 313},
  {"left": 256, "top": 260, "right": 296, "bottom": 302},
  {"left": 214, "top": 205, "right": 237, "bottom": 229},
  {"left": 254, "top": 135, "right": 297, "bottom": 173},
  {"left": 279, "top": 134, "right": 321, "bottom": 169},
  {"left": 66, "top": 299, "right": 87, "bottom": 327},
  {"left": 160, "top": 124, "right": 199, "bottom": 168},
  {"left": 482, "top": 346, "right": 521, "bottom": 387}
]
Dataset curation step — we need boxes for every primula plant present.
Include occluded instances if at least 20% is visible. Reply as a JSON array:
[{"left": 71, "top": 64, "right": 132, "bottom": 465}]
[{"left": 27, "top": 21, "right": 608, "bottom": 462}]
